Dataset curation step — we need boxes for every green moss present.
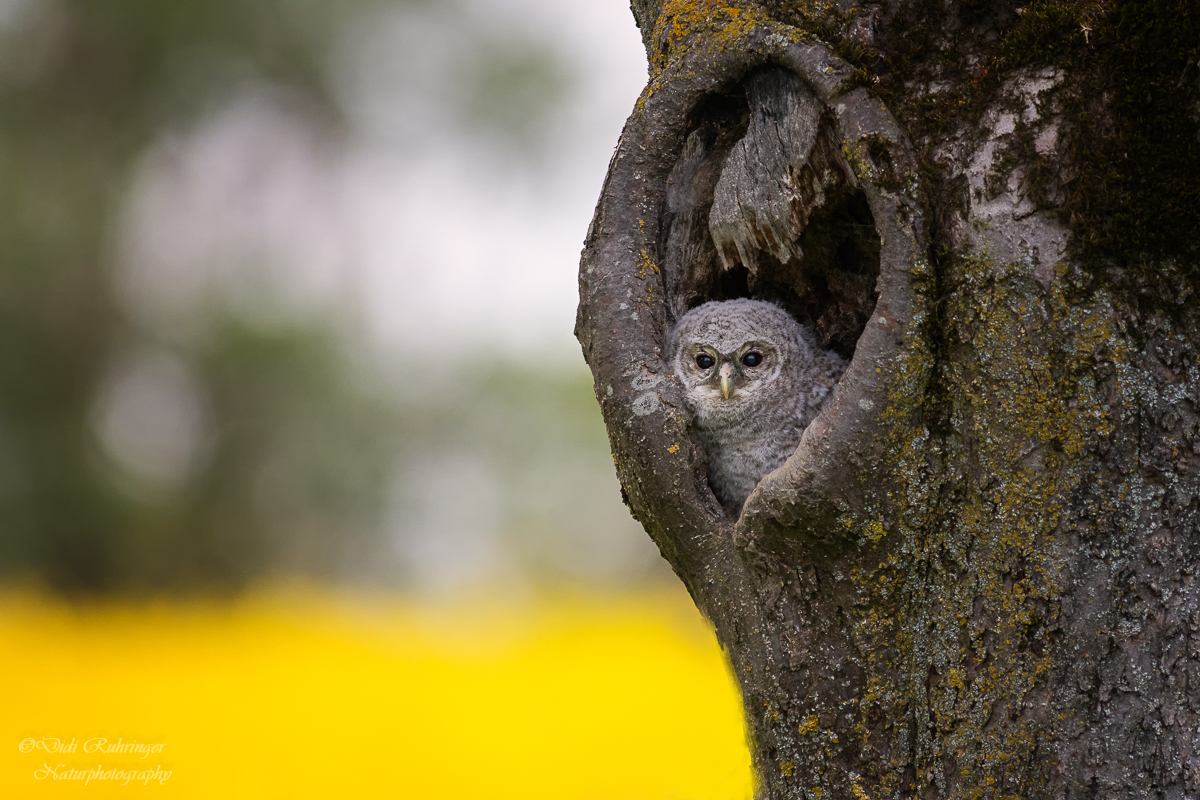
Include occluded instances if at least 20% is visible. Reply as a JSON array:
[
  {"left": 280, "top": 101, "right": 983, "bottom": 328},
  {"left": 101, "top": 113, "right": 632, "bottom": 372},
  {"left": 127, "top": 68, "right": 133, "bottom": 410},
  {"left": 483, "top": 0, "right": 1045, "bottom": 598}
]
[
  {"left": 1000, "top": 0, "right": 1093, "bottom": 65},
  {"left": 1053, "top": 0, "right": 1200, "bottom": 275},
  {"left": 831, "top": 249, "right": 1121, "bottom": 796},
  {"left": 909, "top": 252, "right": 1117, "bottom": 796}
]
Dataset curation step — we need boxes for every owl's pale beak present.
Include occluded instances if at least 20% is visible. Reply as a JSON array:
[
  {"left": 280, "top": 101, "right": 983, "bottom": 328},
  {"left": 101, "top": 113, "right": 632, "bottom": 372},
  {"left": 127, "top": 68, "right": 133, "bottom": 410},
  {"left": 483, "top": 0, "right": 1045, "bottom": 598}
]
[{"left": 719, "top": 362, "right": 734, "bottom": 399}]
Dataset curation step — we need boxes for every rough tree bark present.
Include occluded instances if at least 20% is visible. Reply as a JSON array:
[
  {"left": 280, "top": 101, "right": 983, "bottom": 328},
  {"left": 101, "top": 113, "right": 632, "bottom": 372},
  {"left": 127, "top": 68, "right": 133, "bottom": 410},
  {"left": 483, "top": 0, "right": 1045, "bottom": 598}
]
[{"left": 576, "top": 1, "right": 1200, "bottom": 797}]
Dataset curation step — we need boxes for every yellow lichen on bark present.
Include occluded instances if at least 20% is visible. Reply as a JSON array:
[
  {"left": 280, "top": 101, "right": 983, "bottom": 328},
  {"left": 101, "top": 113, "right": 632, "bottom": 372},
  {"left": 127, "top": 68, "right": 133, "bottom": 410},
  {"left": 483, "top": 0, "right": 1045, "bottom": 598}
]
[{"left": 647, "top": 0, "right": 780, "bottom": 74}]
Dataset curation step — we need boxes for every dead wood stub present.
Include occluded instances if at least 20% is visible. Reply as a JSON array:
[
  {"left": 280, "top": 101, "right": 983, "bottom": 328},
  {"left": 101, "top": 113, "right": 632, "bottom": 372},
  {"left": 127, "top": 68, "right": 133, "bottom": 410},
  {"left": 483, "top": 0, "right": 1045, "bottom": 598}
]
[
  {"left": 709, "top": 69, "right": 824, "bottom": 272},
  {"left": 661, "top": 67, "right": 882, "bottom": 361}
]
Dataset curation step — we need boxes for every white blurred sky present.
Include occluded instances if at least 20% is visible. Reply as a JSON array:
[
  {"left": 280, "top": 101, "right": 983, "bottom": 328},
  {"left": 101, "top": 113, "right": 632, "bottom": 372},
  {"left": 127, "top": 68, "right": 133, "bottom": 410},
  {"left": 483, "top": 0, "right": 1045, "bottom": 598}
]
[{"left": 116, "top": 0, "right": 648, "bottom": 369}]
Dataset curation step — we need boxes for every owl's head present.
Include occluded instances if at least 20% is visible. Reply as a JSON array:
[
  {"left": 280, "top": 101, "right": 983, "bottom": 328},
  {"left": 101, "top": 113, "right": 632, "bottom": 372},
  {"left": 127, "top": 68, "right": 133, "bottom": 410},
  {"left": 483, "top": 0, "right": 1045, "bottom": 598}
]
[{"left": 667, "top": 299, "right": 813, "bottom": 426}]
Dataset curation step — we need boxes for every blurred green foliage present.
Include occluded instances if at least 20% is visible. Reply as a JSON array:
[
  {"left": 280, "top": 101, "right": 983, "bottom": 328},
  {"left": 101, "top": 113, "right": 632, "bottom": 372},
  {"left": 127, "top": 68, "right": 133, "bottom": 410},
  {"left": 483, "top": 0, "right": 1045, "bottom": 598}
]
[
  {"left": 0, "top": 0, "right": 653, "bottom": 595},
  {"left": 0, "top": 0, "right": 387, "bottom": 593}
]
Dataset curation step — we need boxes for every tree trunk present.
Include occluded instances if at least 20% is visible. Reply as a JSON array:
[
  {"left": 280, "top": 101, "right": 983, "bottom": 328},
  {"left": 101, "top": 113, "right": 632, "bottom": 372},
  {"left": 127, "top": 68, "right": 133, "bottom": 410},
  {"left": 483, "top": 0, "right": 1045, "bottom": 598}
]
[{"left": 576, "top": 1, "right": 1200, "bottom": 796}]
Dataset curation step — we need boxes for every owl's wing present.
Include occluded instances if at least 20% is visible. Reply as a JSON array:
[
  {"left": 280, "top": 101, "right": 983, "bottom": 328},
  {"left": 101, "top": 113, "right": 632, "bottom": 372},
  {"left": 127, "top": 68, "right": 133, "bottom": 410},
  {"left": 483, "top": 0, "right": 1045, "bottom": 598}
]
[{"left": 795, "top": 351, "right": 849, "bottom": 427}]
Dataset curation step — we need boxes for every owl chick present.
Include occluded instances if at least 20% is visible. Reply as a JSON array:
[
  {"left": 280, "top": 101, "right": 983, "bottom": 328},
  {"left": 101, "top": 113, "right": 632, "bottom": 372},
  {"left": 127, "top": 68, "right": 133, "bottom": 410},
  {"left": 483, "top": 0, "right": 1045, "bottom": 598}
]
[{"left": 667, "top": 299, "right": 847, "bottom": 513}]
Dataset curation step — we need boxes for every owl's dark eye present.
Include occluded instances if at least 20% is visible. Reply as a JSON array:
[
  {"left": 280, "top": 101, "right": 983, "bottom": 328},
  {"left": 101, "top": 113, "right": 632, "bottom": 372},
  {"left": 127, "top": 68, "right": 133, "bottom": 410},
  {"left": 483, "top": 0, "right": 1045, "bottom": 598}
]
[
  {"left": 695, "top": 353, "right": 716, "bottom": 370},
  {"left": 741, "top": 351, "right": 764, "bottom": 368}
]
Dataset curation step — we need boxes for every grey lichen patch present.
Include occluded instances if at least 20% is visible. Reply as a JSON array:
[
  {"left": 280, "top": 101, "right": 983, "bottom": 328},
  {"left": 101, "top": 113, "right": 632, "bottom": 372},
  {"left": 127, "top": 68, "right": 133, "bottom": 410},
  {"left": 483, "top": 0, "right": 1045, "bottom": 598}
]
[
  {"left": 628, "top": 366, "right": 665, "bottom": 392},
  {"left": 632, "top": 391, "right": 662, "bottom": 416}
]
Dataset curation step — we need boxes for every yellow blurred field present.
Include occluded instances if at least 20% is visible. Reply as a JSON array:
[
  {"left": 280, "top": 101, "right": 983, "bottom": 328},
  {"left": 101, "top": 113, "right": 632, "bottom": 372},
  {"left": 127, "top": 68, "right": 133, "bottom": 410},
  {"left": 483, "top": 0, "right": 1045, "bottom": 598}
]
[{"left": 0, "top": 584, "right": 752, "bottom": 799}]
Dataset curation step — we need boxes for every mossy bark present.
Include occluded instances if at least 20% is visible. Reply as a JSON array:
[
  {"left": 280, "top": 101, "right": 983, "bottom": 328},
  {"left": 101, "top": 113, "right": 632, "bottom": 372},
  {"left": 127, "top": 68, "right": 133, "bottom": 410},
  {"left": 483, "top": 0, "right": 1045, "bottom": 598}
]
[{"left": 580, "top": 1, "right": 1200, "bottom": 797}]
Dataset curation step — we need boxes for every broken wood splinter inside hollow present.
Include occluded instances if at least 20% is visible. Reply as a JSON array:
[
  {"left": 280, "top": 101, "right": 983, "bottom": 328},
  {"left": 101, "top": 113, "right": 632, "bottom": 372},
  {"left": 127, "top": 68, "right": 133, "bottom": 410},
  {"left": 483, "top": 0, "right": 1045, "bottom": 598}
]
[{"left": 660, "top": 66, "right": 882, "bottom": 360}]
